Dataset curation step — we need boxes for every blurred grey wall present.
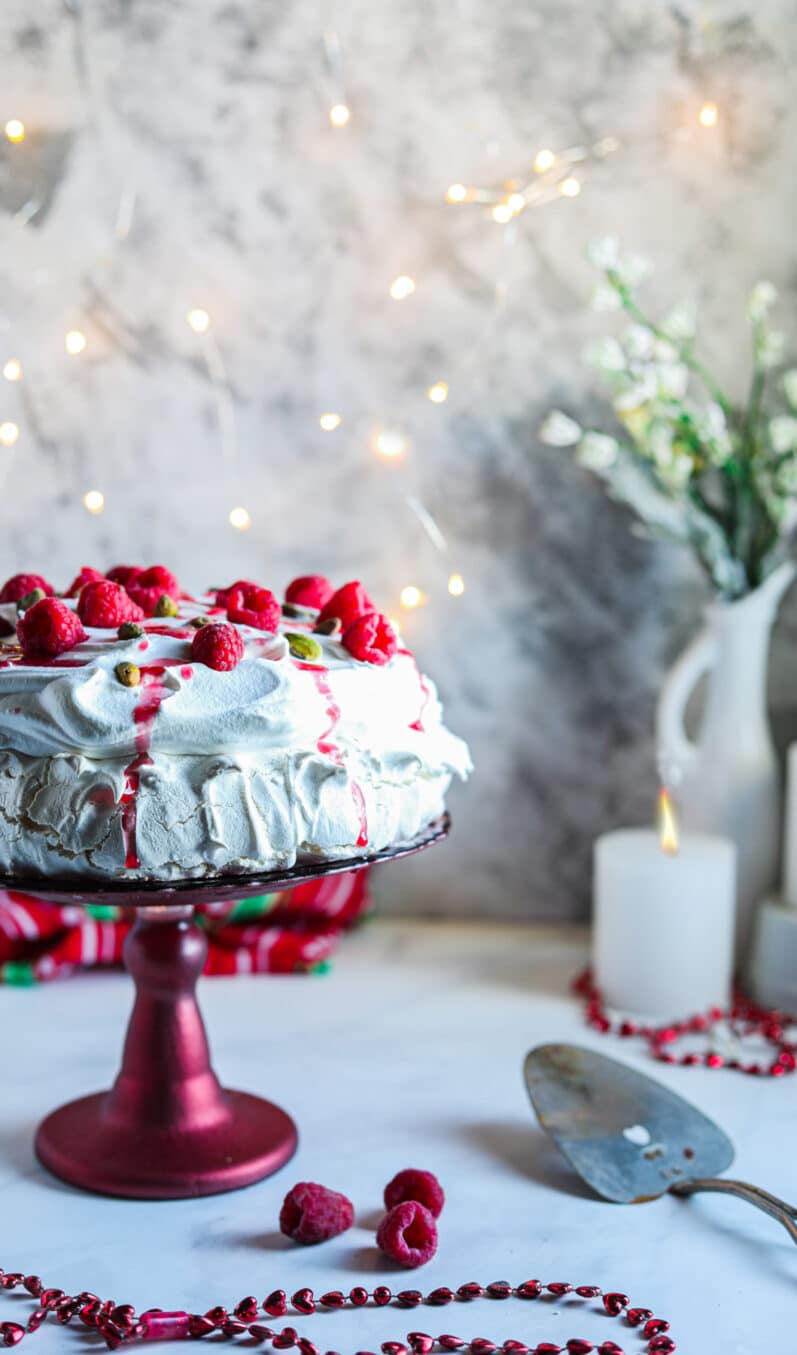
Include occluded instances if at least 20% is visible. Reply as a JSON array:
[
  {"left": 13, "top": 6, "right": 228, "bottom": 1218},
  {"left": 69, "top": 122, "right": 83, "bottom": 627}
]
[{"left": 1, "top": 1, "right": 797, "bottom": 917}]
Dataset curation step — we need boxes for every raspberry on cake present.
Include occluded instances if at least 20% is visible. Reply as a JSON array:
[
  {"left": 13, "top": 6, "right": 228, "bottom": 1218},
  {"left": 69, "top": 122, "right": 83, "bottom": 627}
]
[
  {"left": 191, "top": 621, "right": 245, "bottom": 671},
  {"left": 343, "top": 611, "right": 398, "bottom": 665},
  {"left": 77, "top": 580, "right": 145, "bottom": 628},
  {"left": 126, "top": 565, "right": 180, "bottom": 616},
  {"left": 65, "top": 566, "right": 106, "bottom": 597},
  {"left": 317, "top": 580, "right": 374, "bottom": 630},
  {"left": 0, "top": 573, "right": 54, "bottom": 604},
  {"left": 16, "top": 598, "right": 88, "bottom": 657},
  {"left": 226, "top": 583, "right": 281, "bottom": 633},
  {"left": 106, "top": 565, "right": 142, "bottom": 587},
  {"left": 285, "top": 575, "right": 334, "bottom": 610},
  {"left": 0, "top": 565, "right": 471, "bottom": 880}
]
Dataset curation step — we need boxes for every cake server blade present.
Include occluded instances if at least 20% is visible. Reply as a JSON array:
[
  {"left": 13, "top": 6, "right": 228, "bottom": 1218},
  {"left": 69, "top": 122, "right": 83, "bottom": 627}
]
[{"left": 523, "top": 1043, "right": 797, "bottom": 1243}]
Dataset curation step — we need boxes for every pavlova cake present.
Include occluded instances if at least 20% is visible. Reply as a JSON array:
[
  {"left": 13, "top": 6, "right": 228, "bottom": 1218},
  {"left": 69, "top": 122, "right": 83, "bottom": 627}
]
[{"left": 0, "top": 565, "right": 471, "bottom": 880}]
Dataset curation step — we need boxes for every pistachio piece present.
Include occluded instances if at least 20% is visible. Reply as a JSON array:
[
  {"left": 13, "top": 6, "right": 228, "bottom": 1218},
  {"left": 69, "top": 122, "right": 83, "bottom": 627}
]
[
  {"left": 154, "top": 593, "right": 179, "bottom": 618},
  {"left": 16, "top": 588, "right": 46, "bottom": 613},
  {"left": 282, "top": 601, "right": 317, "bottom": 620},
  {"left": 117, "top": 621, "right": 144, "bottom": 640},
  {"left": 115, "top": 661, "right": 141, "bottom": 687},
  {"left": 314, "top": 616, "right": 342, "bottom": 637},
  {"left": 189, "top": 615, "right": 212, "bottom": 629},
  {"left": 285, "top": 632, "right": 323, "bottom": 662}
]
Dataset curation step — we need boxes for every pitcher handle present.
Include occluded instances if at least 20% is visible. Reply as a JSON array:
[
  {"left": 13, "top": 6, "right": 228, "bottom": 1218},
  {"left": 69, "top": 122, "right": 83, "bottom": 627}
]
[{"left": 655, "top": 626, "right": 717, "bottom": 784}]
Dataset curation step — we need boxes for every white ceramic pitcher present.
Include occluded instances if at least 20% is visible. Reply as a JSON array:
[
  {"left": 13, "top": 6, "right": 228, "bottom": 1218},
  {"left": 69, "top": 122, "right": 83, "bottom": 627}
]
[{"left": 656, "top": 560, "right": 795, "bottom": 958}]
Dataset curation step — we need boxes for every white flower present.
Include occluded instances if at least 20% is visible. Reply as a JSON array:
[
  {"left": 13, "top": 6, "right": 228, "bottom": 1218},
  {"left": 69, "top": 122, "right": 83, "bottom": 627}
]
[
  {"left": 656, "top": 362, "right": 689, "bottom": 399},
  {"left": 614, "top": 370, "right": 658, "bottom": 411},
  {"left": 586, "top": 236, "right": 620, "bottom": 270},
  {"left": 590, "top": 284, "right": 622, "bottom": 312},
  {"left": 757, "top": 329, "right": 785, "bottom": 369},
  {"left": 577, "top": 431, "right": 618, "bottom": 470},
  {"left": 782, "top": 370, "right": 797, "bottom": 409},
  {"left": 618, "top": 254, "right": 652, "bottom": 288},
  {"left": 653, "top": 337, "right": 679, "bottom": 363},
  {"left": 538, "top": 410, "right": 582, "bottom": 446},
  {"left": 623, "top": 324, "right": 655, "bottom": 360},
  {"left": 586, "top": 336, "right": 626, "bottom": 373},
  {"left": 648, "top": 422, "right": 674, "bottom": 463},
  {"left": 658, "top": 451, "right": 693, "bottom": 491},
  {"left": 748, "top": 281, "right": 777, "bottom": 322},
  {"left": 661, "top": 302, "right": 697, "bottom": 341},
  {"left": 769, "top": 416, "right": 797, "bottom": 454},
  {"left": 696, "top": 402, "right": 732, "bottom": 463}
]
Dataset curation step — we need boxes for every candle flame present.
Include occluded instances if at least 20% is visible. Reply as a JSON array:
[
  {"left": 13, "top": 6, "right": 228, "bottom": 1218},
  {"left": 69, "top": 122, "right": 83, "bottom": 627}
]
[{"left": 658, "top": 788, "right": 679, "bottom": 856}]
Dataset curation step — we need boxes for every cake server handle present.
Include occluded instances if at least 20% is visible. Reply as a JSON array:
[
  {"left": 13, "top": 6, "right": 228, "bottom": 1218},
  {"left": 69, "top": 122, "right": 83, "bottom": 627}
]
[{"left": 669, "top": 1176, "right": 797, "bottom": 1244}]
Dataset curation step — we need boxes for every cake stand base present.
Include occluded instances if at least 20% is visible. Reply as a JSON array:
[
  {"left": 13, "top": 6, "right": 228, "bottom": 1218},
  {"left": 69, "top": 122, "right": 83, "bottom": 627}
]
[
  {"left": 36, "top": 1089, "right": 296, "bottom": 1201},
  {"left": 6, "top": 817, "right": 449, "bottom": 1199},
  {"left": 35, "top": 904, "right": 297, "bottom": 1199}
]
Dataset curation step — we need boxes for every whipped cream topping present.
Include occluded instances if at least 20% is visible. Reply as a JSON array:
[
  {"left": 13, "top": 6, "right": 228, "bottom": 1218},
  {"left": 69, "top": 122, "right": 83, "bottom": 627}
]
[{"left": 0, "top": 591, "right": 471, "bottom": 879}]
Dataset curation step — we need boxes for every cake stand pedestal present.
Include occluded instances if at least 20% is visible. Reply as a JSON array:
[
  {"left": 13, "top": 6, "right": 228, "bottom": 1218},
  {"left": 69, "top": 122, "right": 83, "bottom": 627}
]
[{"left": 2, "top": 816, "right": 449, "bottom": 1200}]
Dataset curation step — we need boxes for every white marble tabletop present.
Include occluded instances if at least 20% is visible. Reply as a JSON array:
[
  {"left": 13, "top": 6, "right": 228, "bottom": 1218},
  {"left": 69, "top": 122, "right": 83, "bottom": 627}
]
[{"left": 1, "top": 919, "right": 794, "bottom": 1352}]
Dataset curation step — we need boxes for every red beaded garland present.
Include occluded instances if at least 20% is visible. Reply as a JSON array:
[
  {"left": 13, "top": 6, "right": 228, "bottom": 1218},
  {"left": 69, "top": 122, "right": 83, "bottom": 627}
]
[
  {"left": 0, "top": 1267, "right": 679, "bottom": 1354},
  {"left": 574, "top": 968, "right": 797, "bottom": 1077}
]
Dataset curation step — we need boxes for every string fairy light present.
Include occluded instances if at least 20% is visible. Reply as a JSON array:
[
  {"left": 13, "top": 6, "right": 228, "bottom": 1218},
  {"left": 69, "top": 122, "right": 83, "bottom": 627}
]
[
  {"left": 64, "top": 329, "right": 87, "bottom": 355},
  {"left": 0, "top": 421, "right": 19, "bottom": 447},
  {"left": 228, "top": 506, "right": 251, "bottom": 530},
  {"left": 698, "top": 100, "right": 719, "bottom": 127},
  {"left": 319, "top": 412, "right": 342, "bottom": 431},
  {"left": 445, "top": 136, "right": 619, "bottom": 224},
  {"left": 374, "top": 428, "right": 408, "bottom": 459},
  {"left": 82, "top": 489, "right": 104, "bottom": 514},
  {"left": 400, "top": 584, "right": 425, "bottom": 609},
  {"left": 186, "top": 308, "right": 210, "bottom": 334},
  {"left": 448, "top": 572, "right": 465, "bottom": 597},
  {"left": 329, "top": 103, "right": 350, "bottom": 127},
  {"left": 3, "top": 119, "right": 25, "bottom": 143},
  {"left": 2, "top": 360, "right": 22, "bottom": 382},
  {"left": 427, "top": 381, "right": 448, "bottom": 404},
  {"left": 389, "top": 275, "right": 416, "bottom": 301}
]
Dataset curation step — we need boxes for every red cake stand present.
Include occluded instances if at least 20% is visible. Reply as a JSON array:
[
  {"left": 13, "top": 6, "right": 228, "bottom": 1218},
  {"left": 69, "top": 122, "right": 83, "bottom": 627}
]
[{"left": 1, "top": 816, "right": 449, "bottom": 1201}]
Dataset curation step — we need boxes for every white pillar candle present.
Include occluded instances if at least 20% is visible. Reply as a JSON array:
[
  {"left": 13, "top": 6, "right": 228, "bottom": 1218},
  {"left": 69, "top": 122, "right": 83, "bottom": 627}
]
[
  {"left": 783, "top": 743, "right": 797, "bottom": 907},
  {"left": 593, "top": 828, "right": 736, "bottom": 1018}
]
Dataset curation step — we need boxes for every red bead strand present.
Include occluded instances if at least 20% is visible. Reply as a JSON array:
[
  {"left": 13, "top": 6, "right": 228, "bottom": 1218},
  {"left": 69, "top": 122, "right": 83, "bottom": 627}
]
[
  {"left": 574, "top": 968, "right": 796, "bottom": 1078},
  {"left": 0, "top": 1268, "right": 678, "bottom": 1353}
]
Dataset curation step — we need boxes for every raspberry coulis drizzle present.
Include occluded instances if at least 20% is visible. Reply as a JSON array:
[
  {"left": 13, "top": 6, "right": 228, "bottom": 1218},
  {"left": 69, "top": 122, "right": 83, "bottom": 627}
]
[
  {"left": 294, "top": 661, "right": 368, "bottom": 847},
  {"left": 120, "top": 665, "right": 171, "bottom": 870}
]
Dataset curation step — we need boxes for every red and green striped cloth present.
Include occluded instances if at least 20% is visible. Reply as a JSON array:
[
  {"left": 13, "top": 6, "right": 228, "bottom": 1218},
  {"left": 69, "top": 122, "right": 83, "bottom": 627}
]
[{"left": 0, "top": 872, "right": 370, "bottom": 985}]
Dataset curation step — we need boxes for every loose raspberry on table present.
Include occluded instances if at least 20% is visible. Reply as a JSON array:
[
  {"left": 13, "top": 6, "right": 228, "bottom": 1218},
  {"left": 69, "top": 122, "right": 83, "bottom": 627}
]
[
  {"left": 226, "top": 584, "right": 281, "bottom": 633},
  {"left": 17, "top": 598, "right": 88, "bottom": 657},
  {"left": 77, "top": 580, "right": 145, "bottom": 629},
  {"left": 376, "top": 1201, "right": 438, "bottom": 1268},
  {"left": 106, "top": 565, "right": 142, "bottom": 588},
  {"left": 64, "top": 566, "right": 105, "bottom": 597},
  {"left": 285, "top": 575, "right": 334, "bottom": 611},
  {"left": 214, "top": 578, "right": 259, "bottom": 607},
  {"left": 127, "top": 565, "right": 180, "bottom": 616},
  {"left": 0, "top": 573, "right": 54, "bottom": 605},
  {"left": 384, "top": 1168, "right": 445, "bottom": 1219},
  {"left": 342, "top": 611, "right": 398, "bottom": 665},
  {"left": 279, "top": 1182, "right": 354, "bottom": 1246},
  {"left": 317, "top": 580, "right": 374, "bottom": 631},
  {"left": 191, "top": 622, "right": 245, "bottom": 672}
]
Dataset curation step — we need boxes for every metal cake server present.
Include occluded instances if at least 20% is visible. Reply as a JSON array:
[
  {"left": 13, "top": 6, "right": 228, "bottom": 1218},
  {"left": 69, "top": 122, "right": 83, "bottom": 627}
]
[{"left": 524, "top": 1043, "right": 797, "bottom": 1244}]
